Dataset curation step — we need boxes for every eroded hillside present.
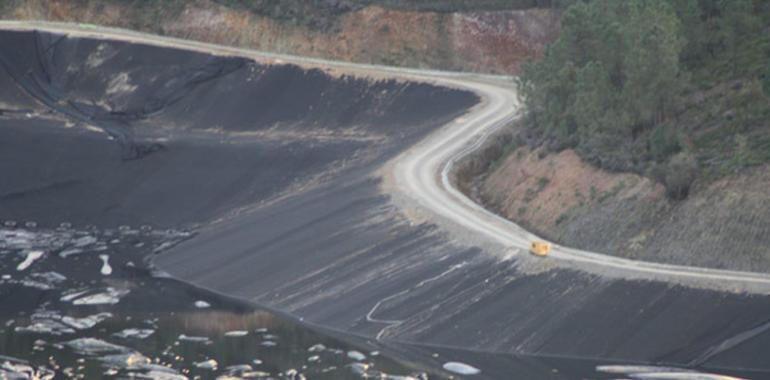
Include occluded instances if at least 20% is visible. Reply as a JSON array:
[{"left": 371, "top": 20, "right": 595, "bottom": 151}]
[{"left": 1, "top": 0, "right": 560, "bottom": 74}]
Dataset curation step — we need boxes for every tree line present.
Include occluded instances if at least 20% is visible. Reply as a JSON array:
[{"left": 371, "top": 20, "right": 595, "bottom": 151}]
[{"left": 516, "top": 0, "right": 769, "bottom": 199}]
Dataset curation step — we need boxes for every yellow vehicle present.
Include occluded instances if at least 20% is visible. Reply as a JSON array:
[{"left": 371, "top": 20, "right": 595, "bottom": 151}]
[{"left": 529, "top": 241, "right": 551, "bottom": 257}]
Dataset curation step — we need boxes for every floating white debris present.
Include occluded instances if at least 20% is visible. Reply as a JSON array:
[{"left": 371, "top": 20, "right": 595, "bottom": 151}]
[
  {"left": 99, "top": 352, "right": 151, "bottom": 369},
  {"left": 178, "top": 334, "right": 212, "bottom": 344},
  {"left": 140, "top": 370, "right": 189, "bottom": 380},
  {"left": 17, "top": 250, "right": 44, "bottom": 271},
  {"left": 99, "top": 254, "right": 112, "bottom": 275},
  {"left": 307, "top": 355, "right": 320, "bottom": 363},
  {"left": 347, "top": 351, "right": 366, "bottom": 361},
  {"left": 30, "top": 271, "right": 66, "bottom": 284},
  {"left": 443, "top": 362, "right": 481, "bottom": 375},
  {"left": 260, "top": 341, "right": 277, "bottom": 347},
  {"left": 15, "top": 320, "right": 75, "bottom": 335},
  {"left": 59, "top": 248, "right": 84, "bottom": 258},
  {"left": 348, "top": 363, "right": 370, "bottom": 375},
  {"left": 631, "top": 373, "right": 746, "bottom": 380},
  {"left": 596, "top": 365, "right": 696, "bottom": 374},
  {"left": 73, "top": 236, "right": 98, "bottom": 247},
  {"left": 225, "top": 364, "right": 253, "bottom": 373},
  {"left": 70, "top": 288, "right": 129, "bottom": 305},
  {"left": 384, "top": 375, "right": 421, "bottom": 380},
  {"left": 308, "top": 344, "right": 326, "bottom": 352},
  {"left": 64, "top": 338, "right": 131, "bottom": 355},
  {"left": 19, "top": 279, "right": 57, "bottom": 290},
  {"left": 238, "top": 370, "right": 271, "bottom": 378},
  {"left": 194, "top": 359, "right": 218, "bottom": 370},
  {"left": 104, "top": 368, "right": 119, "bottom": 376},
  {"left": 60, "top": 290, "right": 88, "bottom": 302},
  {"left": 194, "top": 300, "right": 210, "bottom": 308},
  {"left": 0, "top": 358, "right": 55, "bottom": 380},
  {"left": 221, "top": 364, "right": 271, "bottom": 379},
  {"left": 113, "top": 328, "right": 155, "bottom": 339},
  {"left": 597, "top": 365, "right": 747, "bottom": 380},
  {"left": 285, "top": 369, "right": 306, "bottom": 380},
  {"left": 224, "top": 330, "right": 248, "bottom": 337},
  {"left": 62, "top": 312, "right": 112, "bottom": 330},
  {"left": 13, "top": 311, "right": 109, "bottom": 335}
]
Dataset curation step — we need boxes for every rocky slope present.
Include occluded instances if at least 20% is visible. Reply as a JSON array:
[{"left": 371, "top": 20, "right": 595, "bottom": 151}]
[
  {"left": 1, "top": 0, "right": 559, "bottom": 74},
  {"left": 466, "top": 140, "right": 770, "bottom": 272}
]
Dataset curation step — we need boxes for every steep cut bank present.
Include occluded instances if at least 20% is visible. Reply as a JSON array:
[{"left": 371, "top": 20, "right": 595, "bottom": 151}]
[
  {"left": 0, "top": 0, "right": 560, "bottom": 74},
  {"left": 466, "top": 143, "right": 770, "bottom": 272}
]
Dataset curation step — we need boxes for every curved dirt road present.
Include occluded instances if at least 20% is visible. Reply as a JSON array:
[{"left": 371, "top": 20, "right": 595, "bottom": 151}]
[{"left": 392, "top": 76, "right": 770, "bottom": 289}]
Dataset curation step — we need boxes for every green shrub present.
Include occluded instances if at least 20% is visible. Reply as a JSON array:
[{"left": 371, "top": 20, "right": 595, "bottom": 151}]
[
  {"left": 648, "top": 124, "right": 681, "bottom": 162},
  {"left": 663, "top": 152, "right": 698, "bottom": 200}
]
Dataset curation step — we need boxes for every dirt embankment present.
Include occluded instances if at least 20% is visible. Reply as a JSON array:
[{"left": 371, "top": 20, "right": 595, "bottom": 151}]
[
  {"left": 2, "top": 0, "right": 559, "bottom": 74},
  {"left": 466, "top": 139, "right": 770, "bottom": 272}
]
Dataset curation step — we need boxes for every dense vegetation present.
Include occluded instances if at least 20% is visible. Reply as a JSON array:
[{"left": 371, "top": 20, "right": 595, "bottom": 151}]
[{"left": 517, "top": 0, "right": 770, "bottom": 199}]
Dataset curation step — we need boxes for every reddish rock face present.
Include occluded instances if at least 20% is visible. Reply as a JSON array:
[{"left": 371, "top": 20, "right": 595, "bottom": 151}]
[
  {"left": 6, "top": 1, "right": 560, "bottom": 74},
  {"left": 450, "top": 9, "right": 561, "bottom": 73}
]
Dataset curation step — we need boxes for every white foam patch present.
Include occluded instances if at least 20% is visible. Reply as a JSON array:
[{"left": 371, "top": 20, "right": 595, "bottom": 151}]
[
  {"left": 17, "top": 250, "right": 44, "bottom": 271},
  {"left": 194, "top": 300, "right": 211, "bottom": 308},
  {"left": 224, "top": 330, "right": 248, "bottom": 337},
  {"left": 347, "top": 351, "right": 366, "bottom": 361},
  {"left": 443, "top": 362, "right": 481, "bottom": 375},
  {"left": 99, "top": 254, "right": 112, "bottom": 275}
]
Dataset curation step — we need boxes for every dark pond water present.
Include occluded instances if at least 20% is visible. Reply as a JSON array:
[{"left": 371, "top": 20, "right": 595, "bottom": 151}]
[{"left": 0, "top": 223, "right": 757, "bottom": 379}]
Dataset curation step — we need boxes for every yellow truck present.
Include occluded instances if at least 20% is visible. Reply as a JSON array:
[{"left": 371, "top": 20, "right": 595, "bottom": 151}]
[{"left": 529, "top": 241, "right": 552, "bottom": 257}]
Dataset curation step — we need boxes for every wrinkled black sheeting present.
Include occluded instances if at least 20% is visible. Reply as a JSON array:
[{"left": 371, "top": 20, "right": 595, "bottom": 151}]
[{"left": 0, "top": 31, "right": 247, "bottom": 159}]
